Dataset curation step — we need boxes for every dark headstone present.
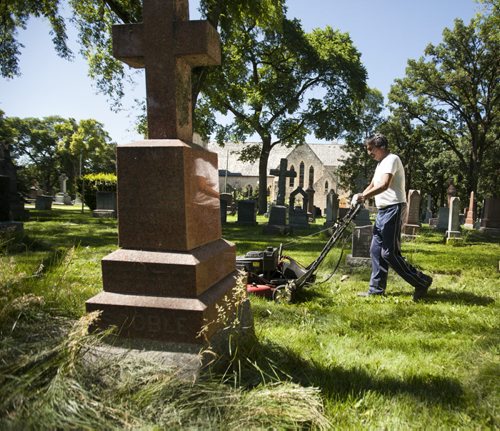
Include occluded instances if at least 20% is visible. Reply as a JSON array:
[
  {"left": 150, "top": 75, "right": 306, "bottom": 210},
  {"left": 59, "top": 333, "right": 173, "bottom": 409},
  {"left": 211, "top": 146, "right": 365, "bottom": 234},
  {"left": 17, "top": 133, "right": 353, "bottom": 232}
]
[
  {"left": 480, "top": 197, "right": 500, "bottom": 232},
  {"left": 346, "top": 225, "right": 372, "bottom": 266},
  {"left": 353, "top": 208, "right": 371, "bottom": 226},
  {"left": 237, "top": 200, "right": 257, "bottom": 225},
  {"left": 93, "top": 191, "right": 117, "bottom": 218},
  {"left": 0, "top": 176, "right": 9, "bottom": 221},
  {"left": 220, "top": 198, "right": 227, "bottom": 224},
  {"left": 35, "top": 195, "right": 53, "bottom": 210},
  {"left": 324, "top": 189, "right": 339, "bottom": 227},
  {"left": 289, "top": 187, "right": 309, "bottom": 228},
  {"left": 437, "top": 207, "right": 449, "bottom": 230}
]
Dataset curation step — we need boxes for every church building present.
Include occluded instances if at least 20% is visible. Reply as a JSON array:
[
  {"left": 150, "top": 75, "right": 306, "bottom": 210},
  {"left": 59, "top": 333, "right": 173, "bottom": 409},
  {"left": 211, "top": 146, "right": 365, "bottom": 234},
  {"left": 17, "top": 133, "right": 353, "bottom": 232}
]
[{"left": 206, "top": 141, "right": 350, "bottom": 214}]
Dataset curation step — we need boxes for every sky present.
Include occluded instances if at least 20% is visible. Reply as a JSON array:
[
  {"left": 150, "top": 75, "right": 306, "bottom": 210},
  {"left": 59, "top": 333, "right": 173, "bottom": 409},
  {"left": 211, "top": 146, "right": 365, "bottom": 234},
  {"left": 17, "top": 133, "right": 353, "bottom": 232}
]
[{"left": 0, "top": 0, "right": 481, "bottom": 144}]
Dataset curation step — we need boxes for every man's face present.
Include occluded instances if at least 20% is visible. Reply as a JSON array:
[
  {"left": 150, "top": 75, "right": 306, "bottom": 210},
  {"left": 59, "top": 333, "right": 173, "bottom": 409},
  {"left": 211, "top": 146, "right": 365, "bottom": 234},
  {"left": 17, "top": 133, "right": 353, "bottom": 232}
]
[{"left": 366, "top": 143, "right": 386, "bottom": 161}]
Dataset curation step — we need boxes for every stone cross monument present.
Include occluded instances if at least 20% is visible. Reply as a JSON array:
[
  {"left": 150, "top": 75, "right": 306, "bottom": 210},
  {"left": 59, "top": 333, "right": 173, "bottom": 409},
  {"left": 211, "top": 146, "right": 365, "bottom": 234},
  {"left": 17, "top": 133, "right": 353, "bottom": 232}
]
[
  {"left": 86, "top": 0, "right": 239, "bottom": 345},
  {"left": 270, "top": 159, "right": 296, "bottom": 206}
]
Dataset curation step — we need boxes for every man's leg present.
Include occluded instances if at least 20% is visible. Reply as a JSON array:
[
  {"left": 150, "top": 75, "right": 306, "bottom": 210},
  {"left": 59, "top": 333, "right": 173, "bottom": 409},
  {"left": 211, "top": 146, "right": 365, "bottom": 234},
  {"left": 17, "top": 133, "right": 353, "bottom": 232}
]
[
  {"left": 367, "top": 211, "right": 389, "bottom": 295},
  {"left": 381, "top": 204, "right": 432, "bottom": 293}
]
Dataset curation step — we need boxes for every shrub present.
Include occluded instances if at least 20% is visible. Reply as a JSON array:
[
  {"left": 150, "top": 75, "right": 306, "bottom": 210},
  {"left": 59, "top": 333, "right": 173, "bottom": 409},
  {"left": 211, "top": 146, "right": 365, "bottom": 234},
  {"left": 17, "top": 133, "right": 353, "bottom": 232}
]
[{"left": 77, "top": 173, "right": 117, "bottom": 211}]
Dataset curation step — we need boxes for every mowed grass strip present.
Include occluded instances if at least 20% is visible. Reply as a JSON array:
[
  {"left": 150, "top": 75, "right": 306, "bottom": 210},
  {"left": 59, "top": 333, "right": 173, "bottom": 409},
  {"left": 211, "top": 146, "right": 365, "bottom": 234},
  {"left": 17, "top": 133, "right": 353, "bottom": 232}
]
[{"left": 0, "top": 207, "right": 498, "bottom": 429}]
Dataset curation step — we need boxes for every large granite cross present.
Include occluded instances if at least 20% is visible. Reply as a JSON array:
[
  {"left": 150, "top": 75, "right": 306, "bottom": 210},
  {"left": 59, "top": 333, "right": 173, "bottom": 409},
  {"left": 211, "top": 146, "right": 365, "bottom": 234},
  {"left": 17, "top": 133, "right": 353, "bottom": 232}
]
[
  {"left": 112, "top": 0, "right": 220, "bottom": 142},
  {"left": 270, "top": 158, "right": 296, "bottom": 206}
]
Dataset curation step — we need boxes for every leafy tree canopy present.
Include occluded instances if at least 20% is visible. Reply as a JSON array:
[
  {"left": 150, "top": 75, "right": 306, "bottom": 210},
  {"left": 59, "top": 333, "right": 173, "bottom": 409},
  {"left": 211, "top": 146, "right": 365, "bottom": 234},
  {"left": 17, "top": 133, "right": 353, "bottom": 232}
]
[{"left": 387, "top": 8, "right": 499, "bottom": 201}]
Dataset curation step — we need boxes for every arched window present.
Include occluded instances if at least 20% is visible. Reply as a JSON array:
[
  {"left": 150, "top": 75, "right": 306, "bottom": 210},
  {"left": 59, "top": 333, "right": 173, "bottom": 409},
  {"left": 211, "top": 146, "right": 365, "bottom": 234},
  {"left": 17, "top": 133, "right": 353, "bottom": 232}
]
[
  {"left": 325, "top": 181, "right": 329, "bottom": 193},
  {"left": 308, "top": 166, "right": 314, "bottom": 188},
  {"left": 289, "top": 165, "right": 295, "bottom": 187},
  {"left": 299, "top": 162, "right": 305, "bottom": 188},
  {"left": 267, "top": 186, "right": 271, "bottom": 196},
  {"left": 246, "top": 185, "right": 253, "bottom": 197}
]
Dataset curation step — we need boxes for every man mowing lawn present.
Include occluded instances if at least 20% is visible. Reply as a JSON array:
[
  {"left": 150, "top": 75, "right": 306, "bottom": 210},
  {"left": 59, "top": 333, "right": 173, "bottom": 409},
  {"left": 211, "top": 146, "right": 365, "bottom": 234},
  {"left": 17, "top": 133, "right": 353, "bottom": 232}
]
[{"left": 352, "top": 133, "right": 433, "bottom": 300}]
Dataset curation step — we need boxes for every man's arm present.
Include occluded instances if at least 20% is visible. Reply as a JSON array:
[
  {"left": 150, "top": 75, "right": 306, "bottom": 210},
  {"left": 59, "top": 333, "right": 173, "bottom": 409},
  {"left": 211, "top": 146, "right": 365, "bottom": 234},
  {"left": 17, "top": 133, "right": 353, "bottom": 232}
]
[{"left": 356, "top": 173, "right": 393, "bottom": 202}]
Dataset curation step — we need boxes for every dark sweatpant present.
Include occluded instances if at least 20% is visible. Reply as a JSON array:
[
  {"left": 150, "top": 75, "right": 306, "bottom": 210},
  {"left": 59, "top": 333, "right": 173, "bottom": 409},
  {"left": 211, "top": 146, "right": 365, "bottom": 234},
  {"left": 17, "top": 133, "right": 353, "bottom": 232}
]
[{"left": 369, "top": 203, "right": 429, "bottom": 294}]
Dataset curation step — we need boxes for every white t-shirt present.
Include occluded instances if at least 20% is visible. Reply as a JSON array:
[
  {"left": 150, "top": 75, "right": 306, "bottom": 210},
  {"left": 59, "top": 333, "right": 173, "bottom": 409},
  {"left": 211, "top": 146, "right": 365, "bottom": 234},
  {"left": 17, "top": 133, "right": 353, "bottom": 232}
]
[{"left": 372, "top": 153, "right": 406, "bottom": 208}]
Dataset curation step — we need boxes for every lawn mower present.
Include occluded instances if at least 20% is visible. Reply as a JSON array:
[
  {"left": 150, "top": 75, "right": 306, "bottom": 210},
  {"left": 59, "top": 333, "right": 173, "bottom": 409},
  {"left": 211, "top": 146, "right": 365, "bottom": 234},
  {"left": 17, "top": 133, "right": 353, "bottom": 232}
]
[{"left": 236, "top": 203, "right": 363, "bottom": 302}]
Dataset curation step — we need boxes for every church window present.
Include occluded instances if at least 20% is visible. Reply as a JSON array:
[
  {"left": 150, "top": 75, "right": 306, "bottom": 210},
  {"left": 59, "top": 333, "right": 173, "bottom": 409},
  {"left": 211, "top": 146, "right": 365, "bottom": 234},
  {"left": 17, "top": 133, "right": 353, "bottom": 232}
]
[
  {"left": 289, "top": 165, "right": 295, "bottom": 187},
  {"left": 325, "top": 181, "right": 329, "bottom": 192},
  {"left": 299, "top": 162, "right": 305, "bottom": 188},
  {"left": 308, "top": 166, "right": 314, "bottom": 188}
]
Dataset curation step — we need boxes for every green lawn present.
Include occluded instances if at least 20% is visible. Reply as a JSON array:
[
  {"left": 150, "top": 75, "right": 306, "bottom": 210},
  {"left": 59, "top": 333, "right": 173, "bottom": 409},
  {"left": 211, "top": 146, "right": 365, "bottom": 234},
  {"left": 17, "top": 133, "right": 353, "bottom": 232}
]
[{"left": 1, "top": 206, "right": 498, "bottom": 429}]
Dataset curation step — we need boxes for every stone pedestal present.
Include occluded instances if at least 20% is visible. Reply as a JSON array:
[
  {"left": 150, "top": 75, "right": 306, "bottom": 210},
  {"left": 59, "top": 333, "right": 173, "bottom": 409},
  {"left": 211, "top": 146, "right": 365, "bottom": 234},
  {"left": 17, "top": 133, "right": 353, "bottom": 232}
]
[
  {"left": 86, "top": 140, "right": 238, "bottom": 344},
  {"left": 54, "top": 193, "right": 72, "bottom": 205}
]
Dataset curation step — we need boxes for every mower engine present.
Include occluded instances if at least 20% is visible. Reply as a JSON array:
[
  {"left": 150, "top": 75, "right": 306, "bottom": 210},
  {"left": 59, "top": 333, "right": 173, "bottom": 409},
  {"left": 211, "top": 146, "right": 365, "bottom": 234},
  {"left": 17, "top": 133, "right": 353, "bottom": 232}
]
[{"left": 236, "top": 245, "right": 308, "bottom": 298}]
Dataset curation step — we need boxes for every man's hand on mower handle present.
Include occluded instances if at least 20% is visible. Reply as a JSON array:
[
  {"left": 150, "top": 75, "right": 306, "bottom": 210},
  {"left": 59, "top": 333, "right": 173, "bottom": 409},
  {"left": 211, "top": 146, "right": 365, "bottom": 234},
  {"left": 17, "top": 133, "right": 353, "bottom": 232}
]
[{"left": 350, "top": 193, "right": 365, "bottom": 207}]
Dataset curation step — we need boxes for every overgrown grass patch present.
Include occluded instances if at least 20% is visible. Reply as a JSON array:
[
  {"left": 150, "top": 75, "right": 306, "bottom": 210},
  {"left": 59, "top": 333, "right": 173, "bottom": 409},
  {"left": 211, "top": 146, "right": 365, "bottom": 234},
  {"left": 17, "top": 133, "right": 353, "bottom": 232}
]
[{"left": 1, "top": 208, "right": 498, "bottom": 429}]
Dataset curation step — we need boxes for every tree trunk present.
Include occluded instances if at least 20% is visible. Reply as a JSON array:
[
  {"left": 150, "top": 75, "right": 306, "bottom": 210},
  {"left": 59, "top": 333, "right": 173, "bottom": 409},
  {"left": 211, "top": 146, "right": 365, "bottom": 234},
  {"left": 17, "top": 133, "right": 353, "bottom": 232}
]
[{"left": 257, "top": 137, "right": 272, "bottom": 214}]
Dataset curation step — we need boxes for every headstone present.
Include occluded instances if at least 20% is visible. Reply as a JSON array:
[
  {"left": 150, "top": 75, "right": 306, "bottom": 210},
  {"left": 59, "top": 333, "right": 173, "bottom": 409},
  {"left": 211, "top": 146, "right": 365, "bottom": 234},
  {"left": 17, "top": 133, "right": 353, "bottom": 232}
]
[
  {"left": 93, "top": 191, "right": 117, "bottom": 218},
  {"left": 86, "top": 0, "right": 242, "bottom": 346},
  {"left": 353, "top": 208, "right": 371, "bottom": 226},
  {"left": 436, "top": 207, "right": 449, "bottom": 230},
  {"left": 464, "top": 191, "right": 475, "bottom": 229},
  {"left": 0, "top": 176, "right": 10, "bottom": 221},
  {"left": 269, "top": 158, "right": 296, "bottom": 206},
  {"left": 346, "top": 225, "right": 372, "bottom": 266},
  {"left": 324, "top": 190, "right": 339, "bottom": 227},
  {"left": 0, "top": 143, "right": 28, "bottom": 221},
  {"left": 306, "top": 187, "right": 315, "bottom": 216},
  {"left": 219, "top": 198, "right": 227, "bottom": 224},
  {"left": 0, "top": 175, "right": 24, "bottom": 234},
  {"left": 35, "top": 195, "right": 53, "bottom": 210},
  {"left": 446, "top": 197, "right": 461, "bottom": 241},
  {"left": 480, "top": 197, "right": 500, "bottom": 233},
  {"left": 237, "top": 200, "right": 257, "bottom": 225},
  {"left": 289, "top": 187, "right": 308, "bottom": 229},
  {"left": 403, "top": 189, "right": 421, "bottom": 236}
]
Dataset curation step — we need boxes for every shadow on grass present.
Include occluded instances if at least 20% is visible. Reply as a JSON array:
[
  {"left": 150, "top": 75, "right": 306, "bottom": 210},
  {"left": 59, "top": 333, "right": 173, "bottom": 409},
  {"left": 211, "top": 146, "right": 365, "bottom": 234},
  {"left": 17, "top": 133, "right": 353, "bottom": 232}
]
[
  {"left": 388, "top": 289, "right": 495, "bottom": 306},
  {"left": 234, "top": 340, "right": 464, "bottom": 407}
]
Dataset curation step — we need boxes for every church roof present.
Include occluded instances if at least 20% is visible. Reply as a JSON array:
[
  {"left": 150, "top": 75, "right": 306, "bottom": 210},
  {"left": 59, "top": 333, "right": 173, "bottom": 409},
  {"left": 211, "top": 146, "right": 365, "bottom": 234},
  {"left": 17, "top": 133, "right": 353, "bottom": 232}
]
[{"left": 206, "top": 141, "right": 348, "bottom": 176}]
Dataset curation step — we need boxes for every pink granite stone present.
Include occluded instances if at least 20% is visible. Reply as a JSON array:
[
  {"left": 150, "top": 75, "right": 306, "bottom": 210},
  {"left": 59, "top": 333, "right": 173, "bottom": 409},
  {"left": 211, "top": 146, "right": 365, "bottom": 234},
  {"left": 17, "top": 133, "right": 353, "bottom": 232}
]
[
  {"left": 117, "top": 140, "right": 221, "bottom": 252},
  {"left": 102, "top": 239, "right": 236, "bottom": 297}
]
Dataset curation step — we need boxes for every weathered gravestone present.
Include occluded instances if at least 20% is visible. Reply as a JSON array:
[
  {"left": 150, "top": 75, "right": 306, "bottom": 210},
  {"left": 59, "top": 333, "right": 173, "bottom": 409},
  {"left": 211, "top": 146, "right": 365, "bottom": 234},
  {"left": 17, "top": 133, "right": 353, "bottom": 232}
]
[
  {"left": 0, "top": 176, "right": 24, "bottom": 234},
  {"left": 219, "top": 198, "right": 227, "bottom": 224},
  {"left": 54, "top": 173, "right": 72, "bottom": 205},
  {"left": 403, "top": 189, "right": 421, "bottom": 236},
  {"left": 346, "top": 225, "right": 372, "bottom": 267},
  {"left": 86, "top": 0, "right": 242, "bottom": 346},
  {"left": 446, "top": 197, "right": 461, "bottom": 241},
  {"left": 464, "top": 191, "right": 475, "bottom": 229},
  {"left": 0, "top": 142, "right": 28, "bottom": 221},
  {"left": 306, "top": 187, "right": 315, "bottom": 218},
  {"left": 436, "top": 207, "right": 449, "bottom": 230},
  {"left": 35, "top": 195, "right": 53, "bottom": 210},
  {"left": 93, "top": 191, "right": 117, "bottom": 218},
  {"left": 237, "top": 200, "right": 257, "bottom": 225},
  {"left": 265, "top": 159, "right": 295, "bottom": 234},
  {"left": 423, "top": 195, "right": 433, "bottom": 224},
  {"left": 324, "top": 189, "right": 339, "bottom": 227},
  {"left": 289, "top": 186, "right": 309, "bottom": 229},
  {"left": 353, "top": 207, "right": 371, "bottom": 226},
  {"left": 480, "top": 197, "right": 500, "bottom": 233}
]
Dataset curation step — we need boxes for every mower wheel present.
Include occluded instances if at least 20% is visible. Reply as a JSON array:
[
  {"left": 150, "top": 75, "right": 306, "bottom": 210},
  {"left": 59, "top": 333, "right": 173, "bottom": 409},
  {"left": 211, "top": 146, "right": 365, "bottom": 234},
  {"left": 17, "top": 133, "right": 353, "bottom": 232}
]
[{"left": 272, "top": 284, "right": 293, "bottom": 303}]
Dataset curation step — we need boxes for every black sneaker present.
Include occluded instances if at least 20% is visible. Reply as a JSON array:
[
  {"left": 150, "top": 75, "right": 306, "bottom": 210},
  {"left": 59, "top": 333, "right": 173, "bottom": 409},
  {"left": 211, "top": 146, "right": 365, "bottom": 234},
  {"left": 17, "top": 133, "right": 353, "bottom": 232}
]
[{"left": 413, "top": 274, "right": 433, "bottom": 301}]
